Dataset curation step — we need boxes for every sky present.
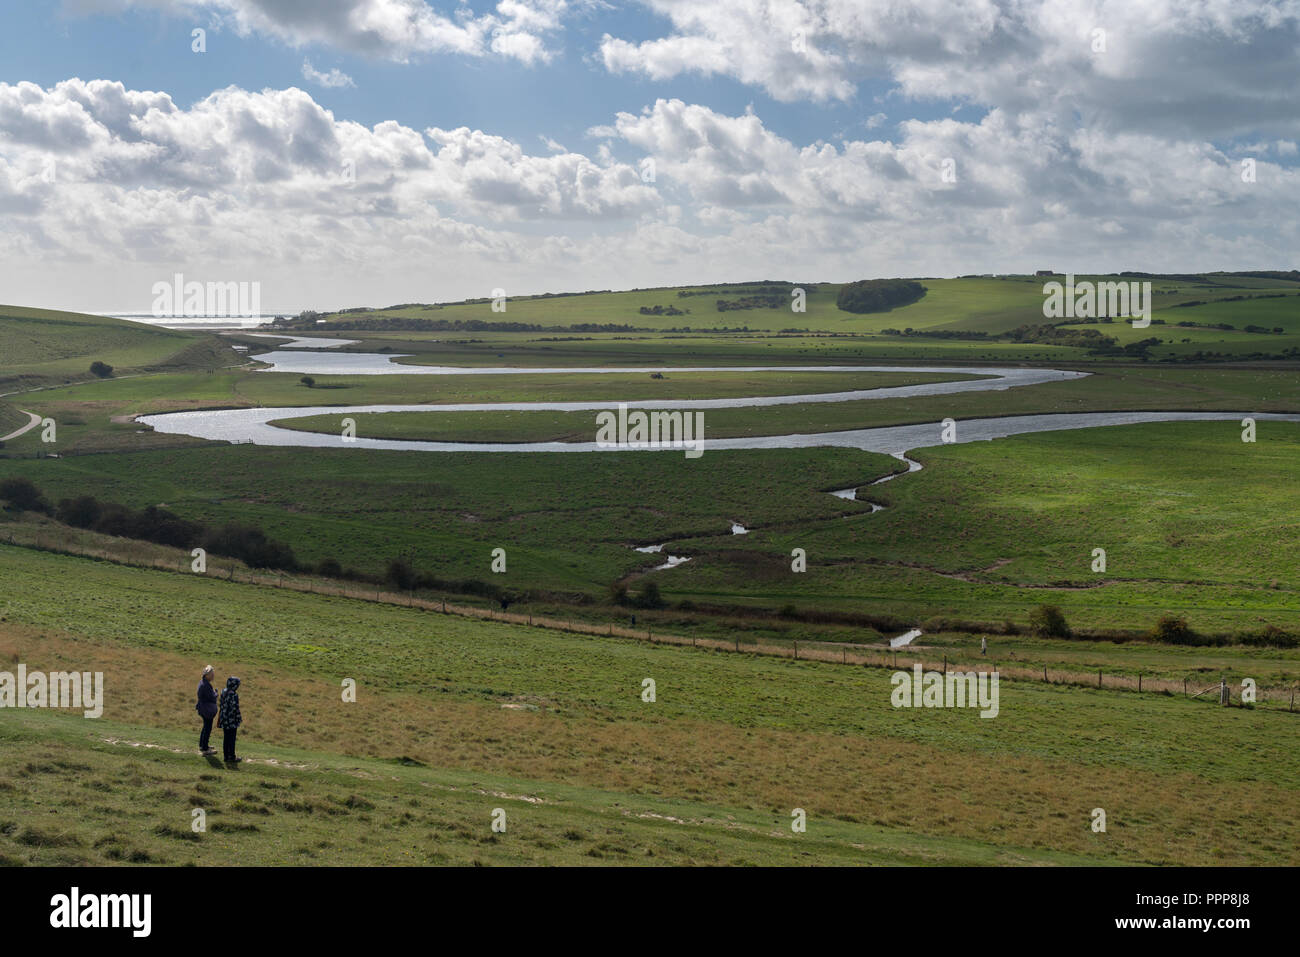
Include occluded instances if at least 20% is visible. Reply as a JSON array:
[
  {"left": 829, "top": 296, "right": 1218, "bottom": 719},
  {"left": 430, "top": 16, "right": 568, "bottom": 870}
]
[{"left": 0, "top": 0, "right": 1297, "bottom": 314}]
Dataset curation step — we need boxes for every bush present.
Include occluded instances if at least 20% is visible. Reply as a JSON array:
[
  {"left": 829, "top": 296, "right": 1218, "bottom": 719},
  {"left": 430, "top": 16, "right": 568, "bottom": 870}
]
[
  {"left": 299, "top": 376, "right": 316, "bottom": 388},
  {"left": 201, "top": 522, "right": 297, "bottom": 569},
  {"left": 385, "top": 556, "right": 417, "bottom": 590},
  {"left": 1150, "top": 614, "right": 1195, "bottom": 645},
  {"left": 636, "top": 581, "right": 665, "bottom": 609},
  {"left": 1245, "top": 624, "right": 1298, "bottom": 648},
  {"left": 0, "top": 477, "right": 52, "bottom": 514},
  {"left": 89, "top": 361, "right": 114, "bottom": 378},
  {"left": 1027, "top": 604, "right": 1070, "bottom": 638},
  {"left": 56, "top": 496, "right": 103, "bottom": 528}
]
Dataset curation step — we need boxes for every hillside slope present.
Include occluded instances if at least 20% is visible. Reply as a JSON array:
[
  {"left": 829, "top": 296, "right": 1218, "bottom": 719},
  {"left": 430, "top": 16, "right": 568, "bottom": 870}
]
[{"left": 0, "top": 304, "right": 238, "bottom": 393}]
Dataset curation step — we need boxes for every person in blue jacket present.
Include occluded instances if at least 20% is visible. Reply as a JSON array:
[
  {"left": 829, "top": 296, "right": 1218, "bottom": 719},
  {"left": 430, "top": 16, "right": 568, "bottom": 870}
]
[
  {"left": 195, "top": 665, "right": 218, "bottom": 754},
  {"left": 218, "top": 676, "right": 243, "bottom": 764}
]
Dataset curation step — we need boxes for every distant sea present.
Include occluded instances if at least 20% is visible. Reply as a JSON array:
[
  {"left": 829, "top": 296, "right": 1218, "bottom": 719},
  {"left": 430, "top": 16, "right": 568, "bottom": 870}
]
[{"left": 98, "top": 313, "right": 295, "bottom": 330}]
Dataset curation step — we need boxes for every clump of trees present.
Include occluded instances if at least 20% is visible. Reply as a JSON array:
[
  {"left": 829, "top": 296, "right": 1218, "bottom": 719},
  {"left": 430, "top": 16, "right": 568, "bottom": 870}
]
[
  {"left": 608, "top": 580, "right": 666, "bottom": 609},
  {"left": 715, "top": 294, "right": 787, "bottom": 311},
  {"left": 835, "top": 279, "right": 926, "bottom": 314},
  {"left": 299, "top": 376, "right": 316, "bottom": 388},
  {"left": 89, "top": 361, "right": 114, "bottom": 378},
  {"left": 0, "top": 479, "right": 297, "bottom": 570}
]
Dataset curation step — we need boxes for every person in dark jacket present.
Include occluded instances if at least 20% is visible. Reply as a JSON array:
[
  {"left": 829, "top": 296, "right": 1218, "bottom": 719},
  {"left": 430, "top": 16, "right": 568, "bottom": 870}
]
[
  {"left": 196, "top": 665, "right": 218, "bottom": 754},
  {"left": 217, "top": 676, "right": 243, "bottom": 763}
]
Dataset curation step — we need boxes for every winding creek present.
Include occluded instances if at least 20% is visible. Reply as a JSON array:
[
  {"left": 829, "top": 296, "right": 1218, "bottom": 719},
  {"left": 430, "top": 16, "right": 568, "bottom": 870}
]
[{"left": 145, "top": 338, "right": 1300, "bottom": 453}]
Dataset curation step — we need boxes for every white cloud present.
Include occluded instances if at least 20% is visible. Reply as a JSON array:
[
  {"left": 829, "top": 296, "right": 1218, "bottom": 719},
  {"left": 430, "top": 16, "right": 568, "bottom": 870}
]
[
  {"left": 301, "top": 59, "right": 355, "bottom": 89},
  {"left": 602, "top": 0, "right": 1300, "bottom": 140},
  {"left": 73, "top": 0, "right": 578, "bottom": 64},
  {"left": 0, "top": 79, "right": 1296, "bottom": 313}
]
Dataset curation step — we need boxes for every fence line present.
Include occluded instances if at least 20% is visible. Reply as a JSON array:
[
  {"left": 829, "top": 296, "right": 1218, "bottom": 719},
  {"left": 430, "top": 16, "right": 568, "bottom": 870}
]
[{"left": 3, "top": 525, "right": 1295, "bottom": 709}]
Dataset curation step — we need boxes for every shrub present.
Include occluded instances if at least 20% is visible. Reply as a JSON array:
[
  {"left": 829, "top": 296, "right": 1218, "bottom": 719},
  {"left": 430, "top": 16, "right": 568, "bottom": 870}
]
[
  {"left": 636, "top": 581, "right": 664, "bottom": 609},
  {"left": 56, "top": 496, "right": 103, "bottom": 528},
  {"left": 201, "top": 522, "right": 297, "bottom": 569},
  {"left": 0, "top": 477, "right": 52, "bottom": 514},
  {"left": 1150, "top": 614, "right": 1195, "bottom": 644},
  {"left": 1027, "top": 604, "right": 1070, "bottom": 638},
  {"left": 89, "top": 361, "right": 114, "bottom": 378},
  {"left": 385, "top": 556, "right": 417, "bottom": 590},
  {"left": 299, "top": 376, "right": 316, "bottom": 388}
]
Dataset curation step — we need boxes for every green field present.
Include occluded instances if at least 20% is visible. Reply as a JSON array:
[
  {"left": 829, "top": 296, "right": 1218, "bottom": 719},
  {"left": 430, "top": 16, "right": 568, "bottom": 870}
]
[
  {"left": 1, "top": 545, "right": 1296, "bottom": 866},
  {"left": 2, "top": 420, "right": 1296, "bottom": 636},
  {"left": 315, "top": 274, "right": 1300, "bottom": 340}
]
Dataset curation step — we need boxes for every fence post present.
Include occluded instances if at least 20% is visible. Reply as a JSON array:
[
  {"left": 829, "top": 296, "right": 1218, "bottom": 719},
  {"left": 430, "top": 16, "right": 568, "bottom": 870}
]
[
  {"left": 1290, "top": 691, "right": 1295, "bottom": 713},
  {"left": 1220, "top": 680, "right": 1229, "bottom": 706},
  {"left": 1184, "top": 678, "right": 1188, "bottom": 697},
  {"left": 1043, "top": 665, "right": 1048, "bottom": 683},
  {"left": 1098, "top": 669, "right": 1102, "bottom": 689},
  {"left": 942, "top": 655, "right": 946, "bottom": 676},
  {"left": 794, "top": 641, "right": 799, "bottom": 660},
  {"left": 842, "top": 648, "right": 846, "bottom": 665},
  {"left": 1138, "top": 674, "right": 1142, "bottom": 693},
  {"left": 735, "top": 638, "right": 740, "bottom": 653}
]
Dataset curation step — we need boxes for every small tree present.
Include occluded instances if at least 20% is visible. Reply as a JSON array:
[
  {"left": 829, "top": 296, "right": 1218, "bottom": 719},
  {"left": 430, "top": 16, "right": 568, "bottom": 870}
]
[
  {"left": 637, "top": 581, "right": 664, "bottom": 609},
  {"left": 1028, "top": 604, "right": 1070, "bottom": 638},
  {"left": 299, "top": 376, "right": 316, "bottom": 388},
  {"left": 1150, "top": 614, "right": 1195, "bottom": 645},
  {"left": 385, "top": 556, "right": 417, "bottom": 591},
  {"left": 89, "top": 361, "right": 114, "bottom": 378}
]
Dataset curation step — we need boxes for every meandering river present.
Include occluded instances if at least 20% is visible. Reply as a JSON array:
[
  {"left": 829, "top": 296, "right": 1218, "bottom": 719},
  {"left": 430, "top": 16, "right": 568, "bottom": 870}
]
[{"left": 139, "top": 339, "right": 1300, "bottom": 454}]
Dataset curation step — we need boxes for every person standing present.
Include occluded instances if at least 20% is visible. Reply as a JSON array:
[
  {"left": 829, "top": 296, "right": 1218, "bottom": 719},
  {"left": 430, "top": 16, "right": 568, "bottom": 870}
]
[
  {"left": 218, "top": 676, "right": 243, "bottom": 764},
  {"left": 980, "top": 636, "right": 988, "bottom": 656},
  {"left": 196, "top": 666, "right": 218, "bottom": 754}
]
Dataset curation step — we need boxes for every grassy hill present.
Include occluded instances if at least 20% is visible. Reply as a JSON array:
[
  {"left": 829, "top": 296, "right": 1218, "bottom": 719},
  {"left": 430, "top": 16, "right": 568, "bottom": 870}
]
[
  {"left": 0, "top": 304, "right": 239, "bottom": 393},
  {"left": 1, "top": 543, "right": 1296, "bottom": 866},
  {"left": 312, "top": 273, "right": 1300, "bottom": 341}
]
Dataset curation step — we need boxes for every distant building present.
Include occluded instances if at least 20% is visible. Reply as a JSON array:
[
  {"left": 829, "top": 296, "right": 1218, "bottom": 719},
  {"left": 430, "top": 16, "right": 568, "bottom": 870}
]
[{"left": 1035, "top": 269, "right": 1055, "bottom": 276}]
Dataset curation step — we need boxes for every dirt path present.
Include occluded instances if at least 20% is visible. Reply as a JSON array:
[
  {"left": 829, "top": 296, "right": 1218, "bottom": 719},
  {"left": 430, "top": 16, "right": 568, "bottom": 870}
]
[{"left": 0, "top": 410, "right": 40, "bottom": 441}]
